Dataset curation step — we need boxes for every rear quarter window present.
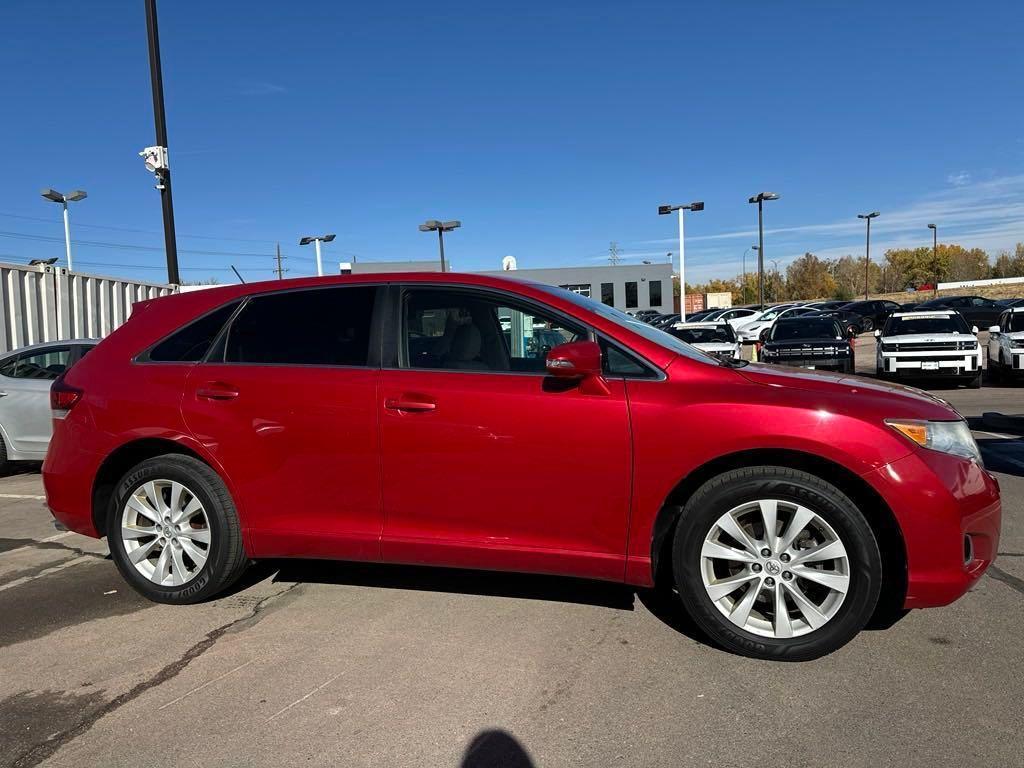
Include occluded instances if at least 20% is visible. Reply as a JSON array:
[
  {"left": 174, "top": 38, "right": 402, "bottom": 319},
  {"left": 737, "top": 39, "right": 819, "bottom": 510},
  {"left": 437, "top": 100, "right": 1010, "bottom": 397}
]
[{"left": 147, "top": 301, "right": 241, "bottom": 362}]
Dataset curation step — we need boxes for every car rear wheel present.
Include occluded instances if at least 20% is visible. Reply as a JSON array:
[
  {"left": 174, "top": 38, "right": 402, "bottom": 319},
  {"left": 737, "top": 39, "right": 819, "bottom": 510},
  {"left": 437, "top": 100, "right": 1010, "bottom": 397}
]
[
  {"left": 672, "top": 466, "right": 882, "bottom": 661},
  {"left": 108, "top": 454, "right": 248, "bottom": 603},
  {"left": 861, "top": 318, "right": 874, "bottom": 332}
]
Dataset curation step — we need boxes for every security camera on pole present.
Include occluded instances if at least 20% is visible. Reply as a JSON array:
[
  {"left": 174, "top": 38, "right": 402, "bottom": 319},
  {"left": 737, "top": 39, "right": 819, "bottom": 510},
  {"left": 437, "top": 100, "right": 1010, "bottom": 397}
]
[{"left": 657, "top": 201, "right": 704, "bottom": 321}]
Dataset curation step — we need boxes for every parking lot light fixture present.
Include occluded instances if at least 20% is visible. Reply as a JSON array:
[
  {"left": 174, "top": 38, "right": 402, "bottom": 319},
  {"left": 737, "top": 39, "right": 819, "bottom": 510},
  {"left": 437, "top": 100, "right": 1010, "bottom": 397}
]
[
  {"left": 299, "top": 234, "right": 336, "bottom": 276},
  {"left": 857, "top": 212, "right": 880, "bottom": 300},
  {"left": 748, "top": 193, "right": 780, "bottom": 308},
  {"left": 40, "top": 187, "right": 87, "bottom": 271},
  {"left": 419, "top": 220, "right": 461, "bottom": 272},
  {"left": 928, "top": 224, "right": 938, "bottom": 297},
  {"left": 657, "top": 202, "right": 704, "bottom": 321}
]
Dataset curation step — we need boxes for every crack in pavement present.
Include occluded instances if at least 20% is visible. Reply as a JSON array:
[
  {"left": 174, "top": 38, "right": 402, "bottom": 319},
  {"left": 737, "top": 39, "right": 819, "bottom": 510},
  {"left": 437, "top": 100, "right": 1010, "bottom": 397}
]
[
  {"left": 10, "top": 580, "right": 303, "bottom": 768},
  {"left": 987, "top": 565, "right": 1024, "bottom": 597}
]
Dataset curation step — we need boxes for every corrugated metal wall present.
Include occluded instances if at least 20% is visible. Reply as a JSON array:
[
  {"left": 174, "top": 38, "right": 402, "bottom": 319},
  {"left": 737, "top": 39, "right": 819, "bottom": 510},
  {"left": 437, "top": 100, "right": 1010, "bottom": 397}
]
[{"left": 0, "top": 262, "right": 173, "bottom": 354}]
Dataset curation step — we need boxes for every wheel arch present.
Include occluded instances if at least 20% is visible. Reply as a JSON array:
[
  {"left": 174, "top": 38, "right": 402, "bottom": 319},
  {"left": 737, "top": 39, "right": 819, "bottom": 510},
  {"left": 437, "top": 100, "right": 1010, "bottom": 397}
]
[
  {"left": 649, "top": 448, "right": 907, "bottom": 613},
  {"left": 91, "top": 437, "right": 213, "bottom": 537}
]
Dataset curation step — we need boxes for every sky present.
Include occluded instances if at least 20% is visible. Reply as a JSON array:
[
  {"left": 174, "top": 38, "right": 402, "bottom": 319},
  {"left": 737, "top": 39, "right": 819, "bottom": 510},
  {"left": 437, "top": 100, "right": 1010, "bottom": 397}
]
[{"left": 1, "top": 0, "right": 1023, "bottom": 285}]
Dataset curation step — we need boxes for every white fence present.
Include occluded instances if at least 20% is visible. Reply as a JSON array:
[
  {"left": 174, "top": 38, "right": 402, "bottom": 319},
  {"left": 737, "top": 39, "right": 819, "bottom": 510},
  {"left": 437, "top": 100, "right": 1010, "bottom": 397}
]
[
  {"left": 937, "top": 275, "right": 1024, "bottom": 290},
  {"left": 0, "top": 262, "right": 173, "bottom": 354}
]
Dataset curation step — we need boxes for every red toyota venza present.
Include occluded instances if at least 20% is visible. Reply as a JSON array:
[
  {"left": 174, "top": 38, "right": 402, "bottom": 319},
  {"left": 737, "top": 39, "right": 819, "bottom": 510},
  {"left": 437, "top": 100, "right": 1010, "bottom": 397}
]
[{"left": 43, "top": 273, "right": 1001, "bottom": 660}]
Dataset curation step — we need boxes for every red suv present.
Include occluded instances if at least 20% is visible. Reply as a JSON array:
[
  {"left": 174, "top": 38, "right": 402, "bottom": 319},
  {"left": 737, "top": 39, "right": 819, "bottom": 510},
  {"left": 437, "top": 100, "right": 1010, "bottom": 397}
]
[{"left": 43, "top": 273, "right": 1000, "bottom": 660}]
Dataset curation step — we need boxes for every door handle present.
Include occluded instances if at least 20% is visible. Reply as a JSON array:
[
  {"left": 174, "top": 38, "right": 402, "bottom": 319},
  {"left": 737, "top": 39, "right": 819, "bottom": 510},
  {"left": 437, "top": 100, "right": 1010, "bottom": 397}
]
[
  {"left": 384, "top": 397, "right": 436, "bottom": 413},
  {"left": 196, "top": 383, "right": 239, "bottom": 401},
  {"left": 0, "top": 391, "right": 7, "bottom": 397}
]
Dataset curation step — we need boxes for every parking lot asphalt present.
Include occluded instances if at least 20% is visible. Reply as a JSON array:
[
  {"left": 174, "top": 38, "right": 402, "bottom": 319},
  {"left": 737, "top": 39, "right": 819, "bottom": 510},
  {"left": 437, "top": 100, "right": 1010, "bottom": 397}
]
[{"left": 1, "top": 336, "right": 1022, "bottom": 768}]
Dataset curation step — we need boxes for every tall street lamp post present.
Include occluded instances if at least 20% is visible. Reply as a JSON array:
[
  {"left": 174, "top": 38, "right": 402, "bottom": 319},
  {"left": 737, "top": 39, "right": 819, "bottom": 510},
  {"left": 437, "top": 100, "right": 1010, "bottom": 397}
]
[
  {"left": 299, "top": 234, "right": 336, "bottom": 276},
  {"left": 857, "top": 211, "right": 880, "bottom": 300},
  {"left": 748, "top": 193, "right": 780, "bottom": 308},
  {"left": 928, "top": 223, "right": 938, "bottom": 297},
  {"left": 658, "top": 201, "right": 704, "bottom": 321},
  {"left": 419, "top": 220, "right": 461, "bottom": 272},
  {"left": 40, "top": 188, "right": 87, "bottom": 271},
  {"left": 743, "top": 245, "right": 757, "bottom": 304}
]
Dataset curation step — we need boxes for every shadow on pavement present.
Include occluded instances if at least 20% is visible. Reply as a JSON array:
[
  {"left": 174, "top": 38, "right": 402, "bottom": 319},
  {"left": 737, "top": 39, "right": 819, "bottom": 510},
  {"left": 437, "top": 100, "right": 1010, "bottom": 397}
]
[{"left": 459, "top": 729, "right": 535, "bottom": 768}]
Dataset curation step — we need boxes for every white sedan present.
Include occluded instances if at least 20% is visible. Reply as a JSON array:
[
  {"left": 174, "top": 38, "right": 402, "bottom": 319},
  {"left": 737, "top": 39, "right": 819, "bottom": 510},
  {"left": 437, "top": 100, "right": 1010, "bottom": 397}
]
[{"left": 734, "top": 305, "right": 818, "bottom": 342}]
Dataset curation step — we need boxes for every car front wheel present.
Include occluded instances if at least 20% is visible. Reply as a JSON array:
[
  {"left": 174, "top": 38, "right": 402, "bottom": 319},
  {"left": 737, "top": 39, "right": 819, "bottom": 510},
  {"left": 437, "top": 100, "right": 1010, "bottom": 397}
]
[
  {"left": 672, "top": 466, "right": 882, "bottom": 661},
  {"left": 108, "top": 454, "right": 248, "bottom": 603}
]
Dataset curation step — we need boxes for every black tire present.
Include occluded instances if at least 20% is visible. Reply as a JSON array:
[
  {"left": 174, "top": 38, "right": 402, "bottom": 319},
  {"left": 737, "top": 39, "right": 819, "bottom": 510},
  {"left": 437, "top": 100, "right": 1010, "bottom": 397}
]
[
  {"left": 968, "top": 373, "right": 982, "bottom": 389},
  {"left": 861, "top": 318, "right": 874, "bottom": 332},
  {"left": 0, "top": 434, "right": 9, "bottom": 476},
  {"left": 108, "top": 454, "right": 248, "bottom": 604},
  {"left": 672, "top": 466, "right": 882, "bottom": 661}
]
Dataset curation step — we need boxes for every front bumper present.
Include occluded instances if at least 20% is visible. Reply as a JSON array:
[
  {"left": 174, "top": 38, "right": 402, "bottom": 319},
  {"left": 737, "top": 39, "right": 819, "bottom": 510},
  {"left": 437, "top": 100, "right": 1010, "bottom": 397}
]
[
  {"left": 880, "top": 352, "right": 982, "bottom": 377},
  {"left": 865, "top": 448, "right": 1001, "bottom": 609},
  {"left": 762, "top": 356, "right": 852, "bottom": 371}
]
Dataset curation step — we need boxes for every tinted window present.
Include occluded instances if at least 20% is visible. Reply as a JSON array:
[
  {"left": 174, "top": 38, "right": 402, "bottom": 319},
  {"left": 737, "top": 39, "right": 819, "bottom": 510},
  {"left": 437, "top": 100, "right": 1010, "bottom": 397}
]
[
  {"left": 403, "top": 288, "right": 584, "bottom": 373},
  {"left": 150, "top": 302, "right": 240, "bottom": 362},
  {"left": 0, "top": 346, "right": 72, "bottom": 380},
  {"left": 883, "top": 314, "right": 971, "bottom": 336},
  {"left": 769, "top": 320, "right": 841, "bottom": 341},
  {"left": 601, "top": 341, "right": 652, "bottom": 377},
  {"left": 601, "top": 282, "right": 614, "bottom": 306},
  {"left": 625, "top": 282, "right": 638, "bottom": 309},
  {"left": 223, "top": 287, "right": 376, "bottom": 366},
  {"left": 1008, "top": 313, "right": 1024, "bottom": 332},
  {"left": 649, "top": 280, "right": 662, "bottom": 307},
  {"left": 669, "top": 325, "right": 737, "bottom": 344}
]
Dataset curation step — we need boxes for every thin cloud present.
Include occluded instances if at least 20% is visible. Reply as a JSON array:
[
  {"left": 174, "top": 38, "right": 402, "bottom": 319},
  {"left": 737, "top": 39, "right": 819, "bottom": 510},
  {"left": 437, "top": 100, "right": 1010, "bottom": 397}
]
[
  {"left": 239, "top": 81, "right": 287, "bottom": 96},
  {"left": 947, "top": 171, "right": 972, "bottom": 187}
]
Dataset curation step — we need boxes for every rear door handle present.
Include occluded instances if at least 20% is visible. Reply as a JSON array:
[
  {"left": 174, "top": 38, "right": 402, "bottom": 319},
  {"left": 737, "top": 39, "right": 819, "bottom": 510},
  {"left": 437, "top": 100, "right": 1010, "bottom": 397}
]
[
  {"left": 196, "top": 383, "right": 239, "bottom": 401},
  {"left": 384, "top": 397, "right": 436, "bottom": 413}
]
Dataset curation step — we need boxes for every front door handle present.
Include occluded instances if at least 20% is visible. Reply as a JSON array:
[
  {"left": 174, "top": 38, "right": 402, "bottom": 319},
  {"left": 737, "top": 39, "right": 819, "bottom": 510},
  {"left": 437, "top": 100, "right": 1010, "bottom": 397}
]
[
  {"left": 384, "top": 397, "right": 436, "bottom": 413},
  {"left": 196, "top": 383, "right": 239, "bottom": 401}
]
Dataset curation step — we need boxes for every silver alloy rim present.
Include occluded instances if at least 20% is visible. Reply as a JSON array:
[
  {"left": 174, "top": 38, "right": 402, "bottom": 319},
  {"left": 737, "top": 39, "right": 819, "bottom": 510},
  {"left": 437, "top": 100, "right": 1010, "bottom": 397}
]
[
  {"left": 700, "top": 499, "right": 850, "bottom": 639},
  {"left": 121, "top": 480, "right": 211, "bottom": 587}
]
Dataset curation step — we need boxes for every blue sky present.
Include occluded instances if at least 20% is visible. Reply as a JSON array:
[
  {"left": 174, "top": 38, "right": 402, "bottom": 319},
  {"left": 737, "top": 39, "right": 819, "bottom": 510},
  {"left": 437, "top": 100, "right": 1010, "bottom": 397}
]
[{"left": 1, "top": 1, "right": 1023, "bottom": 284}]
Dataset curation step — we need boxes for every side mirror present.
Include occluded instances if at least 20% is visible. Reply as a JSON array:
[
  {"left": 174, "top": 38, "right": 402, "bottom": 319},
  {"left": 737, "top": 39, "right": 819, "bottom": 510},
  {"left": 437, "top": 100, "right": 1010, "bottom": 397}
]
[
  {"left": 971, "top": 326, "right": 979, "bottom": 334},
  {"left": 546, "top": 341, "right": 602, "bottom": 379},
  {"left": 873, "top": 329, "right": 881, "bottom": 338},
  {"left": 988, "top": 325, "right": 1000, "bottom": 334}
]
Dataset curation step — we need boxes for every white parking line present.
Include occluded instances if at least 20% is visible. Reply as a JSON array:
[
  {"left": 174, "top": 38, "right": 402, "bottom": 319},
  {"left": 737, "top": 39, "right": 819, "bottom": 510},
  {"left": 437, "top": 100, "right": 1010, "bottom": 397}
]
[
  {"left": 0, "top": 531, "right": 73, "bottom": 559},
  {"left": 0, "top": 555, "right": 94, "bottom": 593},
  {"left": 0, "top": 493, "right": 46, "bottom": 500},
  {"left": 265, "top": 672, "right": 344, "bottom": 723}
]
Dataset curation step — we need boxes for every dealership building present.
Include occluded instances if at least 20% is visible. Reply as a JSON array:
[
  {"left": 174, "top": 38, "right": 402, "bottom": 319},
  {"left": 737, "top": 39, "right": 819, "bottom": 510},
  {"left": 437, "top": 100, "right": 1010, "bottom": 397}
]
[{"left": 343, "top": 260, "right": 674, "bottom": 314}]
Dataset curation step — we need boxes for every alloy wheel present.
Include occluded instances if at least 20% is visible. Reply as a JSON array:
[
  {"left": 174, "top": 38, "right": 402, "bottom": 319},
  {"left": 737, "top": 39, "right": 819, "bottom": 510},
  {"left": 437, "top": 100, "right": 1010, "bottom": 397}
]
[
  {"left": 700, "top": 499, "right": 850, "bottom": 638},
  {"left": 121, "top": 479, "right": 211, "bottom": 587}
]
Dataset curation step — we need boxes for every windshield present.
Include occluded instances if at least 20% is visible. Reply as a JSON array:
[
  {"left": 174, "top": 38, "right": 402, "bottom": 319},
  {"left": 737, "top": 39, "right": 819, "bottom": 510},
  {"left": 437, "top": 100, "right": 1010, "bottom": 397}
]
[
  {"left": 883, "top": 314, "right": 971, "bottom": 336},
  {"left": 668, "top": 325, "right": 737, "bottom": 344},
  {"left": 534, "top": 284, "right": 718, "bottom": 364},
  {"left": 769, "top": 319, "right": 842, "bottom": 341}
]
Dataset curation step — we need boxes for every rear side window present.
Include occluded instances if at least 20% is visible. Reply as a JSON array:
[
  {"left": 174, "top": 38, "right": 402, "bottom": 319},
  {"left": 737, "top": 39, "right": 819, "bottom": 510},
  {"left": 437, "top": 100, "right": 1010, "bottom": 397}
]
[
  {"left": 149, "top": 301, "right": 240, "bottom": 362},
  {"left": 0, "top": 347, "right": 72, "bottom": 380},
  {"left": 223, "top": 286, "right": 377, "bottom": 366}
]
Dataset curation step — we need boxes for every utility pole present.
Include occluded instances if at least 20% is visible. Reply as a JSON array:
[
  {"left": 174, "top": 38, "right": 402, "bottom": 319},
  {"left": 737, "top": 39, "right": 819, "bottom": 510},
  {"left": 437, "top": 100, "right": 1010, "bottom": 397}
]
[
  {"left": 143, "top": 0, "right": 180, "bottom": 285},
  {"left": 275, "top": 243, "right": 288, "bottom": 280}
]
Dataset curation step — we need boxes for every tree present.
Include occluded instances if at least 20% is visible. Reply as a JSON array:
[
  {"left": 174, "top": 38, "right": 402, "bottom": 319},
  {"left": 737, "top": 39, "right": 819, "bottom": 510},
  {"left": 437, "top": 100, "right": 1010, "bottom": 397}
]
[
  {"left": 884, "top": 247, "right": 947, "bottom": 289},
  {"left": 991, "top": 251, "right": 1014, "bottom": 278},
  {"left": 785, "top": 253, "right": 836, "bottom": 299},
  {"left": 942, "top": 245, "right": 989, "bottom": 281},
  {"left": 1010, "top": 243, "right": 1024, "bottom": 276}
]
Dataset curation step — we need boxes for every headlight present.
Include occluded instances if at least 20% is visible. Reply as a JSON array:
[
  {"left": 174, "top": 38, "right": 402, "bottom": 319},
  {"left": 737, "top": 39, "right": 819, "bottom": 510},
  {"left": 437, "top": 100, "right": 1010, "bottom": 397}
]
[
  {"left": 885, "top": 419, "right": 982, "bottom": 463},
  {"left": 881, "top": 343, "right": 897, "bottom": 353}
]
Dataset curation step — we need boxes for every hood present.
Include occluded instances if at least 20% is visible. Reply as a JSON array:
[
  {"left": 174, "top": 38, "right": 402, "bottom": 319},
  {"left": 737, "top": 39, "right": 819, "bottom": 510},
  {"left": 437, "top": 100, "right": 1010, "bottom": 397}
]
[
  {"left": 881, "top": 332, "right": 977, "bottom": 344},
  {"left": 764, "top": 336, "right": 847, "bottom": 349},
  {"left": 693, "top": 342, "right": 739, "bottom": 353},
  {"left": 1003, "top": 330, "right": 1024, "bottom": 341},
  {"left": 737, "top": 362, "right": 960, "bottom": 419}
]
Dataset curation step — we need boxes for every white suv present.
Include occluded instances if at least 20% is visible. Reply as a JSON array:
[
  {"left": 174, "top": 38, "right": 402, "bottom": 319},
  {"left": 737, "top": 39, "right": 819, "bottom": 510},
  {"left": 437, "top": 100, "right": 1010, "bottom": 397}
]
[
  {"left": 987, "top": 306, "right": 1024, "bottom": 380},
  {"left": 876, "top": 310, "right": 983, "bottom": 388},
  {"left": 667, "top": 322, "right": 741, "bottom": 361}
]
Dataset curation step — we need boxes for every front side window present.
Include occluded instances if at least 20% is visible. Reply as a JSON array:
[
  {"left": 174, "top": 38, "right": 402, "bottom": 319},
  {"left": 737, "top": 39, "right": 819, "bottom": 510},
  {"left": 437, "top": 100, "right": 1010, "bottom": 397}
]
[
  {"left": 649, "top": 280, "right": 663, "bottom": 306},
  {"left": 222, "top": 286, "right": 377, "bottom": 366},
  {"left": 625, "top": 282, "right": 638, "bottom": 309},
  {"left": 403, "top": 288, "right": 584, "bottom": 373},
  {"left": 601, "top": 282, "right": 614, "bottom": 306},
  {"left": 1005, "top": 313, "right": 1024, "bottom": 332},
  {"left": 0, "top": 346, "right": 72, "bottom": 380}
]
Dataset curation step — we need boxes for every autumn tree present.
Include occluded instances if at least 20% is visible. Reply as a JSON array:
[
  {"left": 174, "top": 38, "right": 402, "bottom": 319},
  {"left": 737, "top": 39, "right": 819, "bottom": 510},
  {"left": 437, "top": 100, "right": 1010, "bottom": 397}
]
[
  {"left": 943, "top": 245, "right": 989, "bottom": 281},
  {"left": 785, "top": 253, "right": 836, "bottom": 299}
]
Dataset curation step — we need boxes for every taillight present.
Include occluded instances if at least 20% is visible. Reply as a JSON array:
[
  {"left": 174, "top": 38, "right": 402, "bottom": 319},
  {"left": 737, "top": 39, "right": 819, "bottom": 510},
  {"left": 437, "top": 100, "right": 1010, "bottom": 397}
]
[{"left": 51, "top": 375, "right": 83, "bottom": 416}]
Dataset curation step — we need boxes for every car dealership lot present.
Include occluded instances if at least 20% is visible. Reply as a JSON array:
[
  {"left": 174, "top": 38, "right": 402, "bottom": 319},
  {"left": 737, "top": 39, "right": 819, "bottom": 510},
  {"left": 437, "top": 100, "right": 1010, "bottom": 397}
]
[{"left": 1, "top": 344, "right": 1022, "bottom": 768}]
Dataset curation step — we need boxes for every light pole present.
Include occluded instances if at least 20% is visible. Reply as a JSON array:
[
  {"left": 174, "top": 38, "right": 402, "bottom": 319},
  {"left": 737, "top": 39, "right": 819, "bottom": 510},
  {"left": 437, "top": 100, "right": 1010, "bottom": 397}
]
[
  {"left": 748, "top": 192, "right": 780, "bottom": 308},
  {"left": 40, "top": 188, "right": 87, "bottom": 271},
  {"left": 299, "top": 234, "right": 336, "bottom": 276},
  {"left": 743, "top": 245, "right": 757, "bottom": 304},
  {"left": 419, "top": 220, "right": 461, "bottom": 272},
  {"left": 658, "top": 201, "right": 704, "bottom": 321},
  {"left": 142, "top": 0, "right": 180, "bottom": 285},
  {"left": 857, "top": 211, "right": 880, "bottom": 300},
  {"left": 928, "top": 223, "right": 938, "bottom": 296}
]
